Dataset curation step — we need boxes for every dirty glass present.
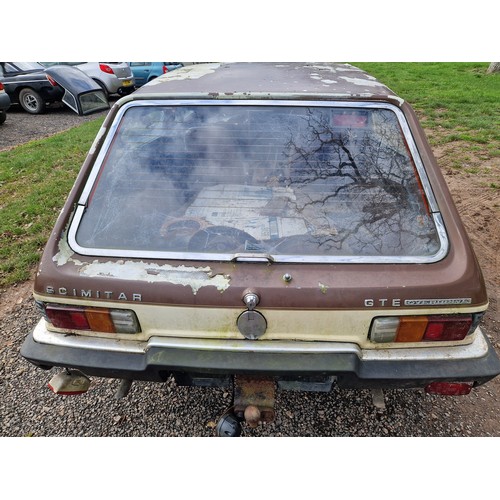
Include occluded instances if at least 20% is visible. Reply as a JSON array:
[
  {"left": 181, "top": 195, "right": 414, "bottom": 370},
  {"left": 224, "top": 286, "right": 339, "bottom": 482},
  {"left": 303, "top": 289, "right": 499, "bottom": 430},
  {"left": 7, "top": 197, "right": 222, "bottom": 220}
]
[
  {"left": 75, "top": 104, "right": 441, "bottom": 260},
  {"left": 79, "top": 90, "right": 109, "bottom": 115}
]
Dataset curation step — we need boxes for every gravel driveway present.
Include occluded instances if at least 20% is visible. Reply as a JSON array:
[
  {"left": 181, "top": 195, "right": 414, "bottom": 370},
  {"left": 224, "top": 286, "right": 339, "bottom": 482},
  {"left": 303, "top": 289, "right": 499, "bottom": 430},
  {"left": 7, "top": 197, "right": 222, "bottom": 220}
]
[
  {"left": 2, "top": 293, "right": 498, "bottom": 437},
  {"left": 0, "top": 101, "right": 109, "bottom": 151},
  {"left": 1, "top": 101, "right": 499, "bottom": 438}
]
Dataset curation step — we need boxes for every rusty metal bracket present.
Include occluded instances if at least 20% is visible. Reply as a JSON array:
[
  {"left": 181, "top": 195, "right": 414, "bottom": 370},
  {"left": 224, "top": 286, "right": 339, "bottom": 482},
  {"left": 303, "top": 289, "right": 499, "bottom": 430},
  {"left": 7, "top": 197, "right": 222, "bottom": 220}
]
[{"left": 233, "top": 375, "right": 276, "bottom": 427}]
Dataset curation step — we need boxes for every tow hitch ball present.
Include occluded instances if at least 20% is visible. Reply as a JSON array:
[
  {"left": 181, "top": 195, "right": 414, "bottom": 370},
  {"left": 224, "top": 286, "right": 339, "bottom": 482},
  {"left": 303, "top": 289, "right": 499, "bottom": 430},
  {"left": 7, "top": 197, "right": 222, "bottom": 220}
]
[{"left": 216, "top": 376, "right": 276, "bottom": 437}]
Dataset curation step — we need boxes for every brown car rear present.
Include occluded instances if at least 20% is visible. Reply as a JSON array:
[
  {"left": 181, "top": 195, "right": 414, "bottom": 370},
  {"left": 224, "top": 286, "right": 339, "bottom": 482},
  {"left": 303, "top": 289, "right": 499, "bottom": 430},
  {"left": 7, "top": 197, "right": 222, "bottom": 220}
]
[{"left": 21, "top": 63, "right": 500, "bottom": 434}]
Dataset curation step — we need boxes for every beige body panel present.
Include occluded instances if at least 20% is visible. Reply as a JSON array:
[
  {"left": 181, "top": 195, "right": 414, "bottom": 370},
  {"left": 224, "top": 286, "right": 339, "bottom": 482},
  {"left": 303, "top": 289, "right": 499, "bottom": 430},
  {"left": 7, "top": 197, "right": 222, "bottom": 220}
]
[{"left": 34, "top": 292, "right": 485, "bottom": 349}]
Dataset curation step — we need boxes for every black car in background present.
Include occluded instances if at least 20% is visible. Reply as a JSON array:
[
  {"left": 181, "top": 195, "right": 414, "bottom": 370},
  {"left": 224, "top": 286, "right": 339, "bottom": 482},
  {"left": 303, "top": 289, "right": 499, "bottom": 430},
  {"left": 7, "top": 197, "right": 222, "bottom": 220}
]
[
  {"left": 0, "top": 62, "right": 65, "bottom": 114},
  {"left": 0, "top": 80, "right": 10, "bottom": 124},
  {"left": 0, "top": 62, "right": 109, "bottom": 115}
]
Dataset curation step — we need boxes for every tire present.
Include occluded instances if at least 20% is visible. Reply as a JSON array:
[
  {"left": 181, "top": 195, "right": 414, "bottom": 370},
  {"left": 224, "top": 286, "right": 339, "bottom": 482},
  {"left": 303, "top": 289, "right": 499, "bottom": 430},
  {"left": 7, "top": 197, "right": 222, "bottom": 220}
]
[
  {"left": 19, "top": 88, "right": 46, "bottom": 114},
  {"left": 0, "top": 111, "right": 6, "bottom": 125}
]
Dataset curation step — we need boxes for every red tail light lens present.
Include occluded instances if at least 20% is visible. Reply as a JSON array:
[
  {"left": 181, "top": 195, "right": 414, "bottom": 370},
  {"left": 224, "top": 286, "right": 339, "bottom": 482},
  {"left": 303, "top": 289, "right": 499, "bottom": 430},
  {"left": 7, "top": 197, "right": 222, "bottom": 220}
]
[
  {"left": 99, "top": 63, "right": 114, "bottom": 75},
  {"left": 0, "top": 82, "right": 4, "bottom": 91},
  {"left": 46, "top": 74, "right": 58, "bottom": 86},
  {"left": 162, "top": 65, "right": 168, "bottom": 74},
  {"left": 44, "top": 304, "right": 140, "bottom": 334},
  {"left": 425, "top": 382, "right": 473, "bottom": 395},
  {"left": 423, "top": 315, "right": 472, "bottom": 341},
  {"left": 46, "top": 306, "right": 90, "bottom": 330}
]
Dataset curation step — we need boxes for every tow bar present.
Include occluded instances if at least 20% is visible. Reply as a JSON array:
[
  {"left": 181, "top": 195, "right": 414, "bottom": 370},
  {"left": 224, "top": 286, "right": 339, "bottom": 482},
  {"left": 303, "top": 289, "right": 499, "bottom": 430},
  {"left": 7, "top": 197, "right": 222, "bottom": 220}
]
[{"left": 216, "top": 376, "right": 276, "bottom": 437}]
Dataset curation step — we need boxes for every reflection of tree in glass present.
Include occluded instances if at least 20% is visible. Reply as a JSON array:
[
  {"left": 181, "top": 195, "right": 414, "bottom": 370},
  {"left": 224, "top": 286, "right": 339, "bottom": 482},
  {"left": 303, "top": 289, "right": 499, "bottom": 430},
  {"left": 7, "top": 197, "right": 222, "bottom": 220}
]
[{"left": 281, "top": 109, "right": 439, "bottom": 256}]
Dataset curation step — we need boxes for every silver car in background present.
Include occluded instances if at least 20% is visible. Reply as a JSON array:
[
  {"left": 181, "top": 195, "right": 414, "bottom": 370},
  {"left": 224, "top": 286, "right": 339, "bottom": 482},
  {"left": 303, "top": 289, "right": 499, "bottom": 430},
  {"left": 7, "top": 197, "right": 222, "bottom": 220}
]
[{"left": 40, "top": 62, "right": 135, "bottom": 97}]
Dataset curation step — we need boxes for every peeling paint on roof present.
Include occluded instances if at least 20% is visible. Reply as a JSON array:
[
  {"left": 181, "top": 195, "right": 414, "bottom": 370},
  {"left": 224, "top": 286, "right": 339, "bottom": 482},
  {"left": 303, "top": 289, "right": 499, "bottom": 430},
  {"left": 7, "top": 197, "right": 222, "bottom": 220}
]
[
  {"left": 132, "top": 62, "right": 403, "bottom": 104},
  {"left": 338, "top": 76, "right": 385, "bottom": 88},
  {"left": 145, "top": 63, "right": 221, "bottom": 86},
  {"left": 335, "top": 64, "right": 363, "bottom": 72},
  {"left": 309, "top": 64, "right": 341, "bottom": 73}
]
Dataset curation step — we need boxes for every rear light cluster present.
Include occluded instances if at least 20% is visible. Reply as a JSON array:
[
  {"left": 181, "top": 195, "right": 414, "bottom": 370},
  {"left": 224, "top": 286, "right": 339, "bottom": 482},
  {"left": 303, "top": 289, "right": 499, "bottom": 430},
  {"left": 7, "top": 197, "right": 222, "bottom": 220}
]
[
  {"left": 162, "top": 65, "right": 168, "bottom": 74},
  {"left": 370, "top": 313, "right": 481, "bottom": 343},
  {"left": 99, "top": 63, "right": 115, "bottom": 75},
  {"left": 37, "top": 302, "right": 140, "bottom": 334},
  {"left": 46, "top": 74, "right": 58, "bottom": 87},
  {"left": 0, "top": 82, "right": 4, "bottom": 90}
]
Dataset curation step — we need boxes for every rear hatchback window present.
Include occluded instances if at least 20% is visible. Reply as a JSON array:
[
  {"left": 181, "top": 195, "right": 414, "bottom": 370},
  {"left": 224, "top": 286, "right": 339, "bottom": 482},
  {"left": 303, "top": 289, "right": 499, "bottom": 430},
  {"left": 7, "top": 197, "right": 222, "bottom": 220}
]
[{"left": 72, "top": 102, "right": 444, "bottom": 262}]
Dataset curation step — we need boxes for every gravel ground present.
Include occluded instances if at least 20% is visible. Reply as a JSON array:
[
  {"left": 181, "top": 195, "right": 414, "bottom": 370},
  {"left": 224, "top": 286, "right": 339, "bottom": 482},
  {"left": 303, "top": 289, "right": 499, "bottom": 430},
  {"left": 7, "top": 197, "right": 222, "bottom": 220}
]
[
  {"left": 1, "top": 291, "right": 498, "bottom": 438},
  {"left": 0, "top": 101, "right": 109, "bottom": 151},
  {"left": 1, "top": 101, "right": 499, "bottom": 440}
]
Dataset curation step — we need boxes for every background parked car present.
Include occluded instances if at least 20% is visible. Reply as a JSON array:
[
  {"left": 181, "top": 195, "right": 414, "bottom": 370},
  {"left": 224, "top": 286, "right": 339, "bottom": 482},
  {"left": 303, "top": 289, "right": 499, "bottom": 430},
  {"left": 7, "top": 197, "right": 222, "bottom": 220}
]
[
  {"left": 0, "top": 62, "right": 109, "bottom": 116},
  {"left": 0, "top": 81, "right": 10, "bottom": 124},
  {"left": 40, "top": 62, "right": 135, "bottom": 98},
  {"left": 44, "top": 66, "right": 109, "bottom": 116},
  {"left": 0, "top": 62, "right": 65, "bottom": 114},
  {"left": 129, "top": 62, "right": 184, "bottom": 86}
]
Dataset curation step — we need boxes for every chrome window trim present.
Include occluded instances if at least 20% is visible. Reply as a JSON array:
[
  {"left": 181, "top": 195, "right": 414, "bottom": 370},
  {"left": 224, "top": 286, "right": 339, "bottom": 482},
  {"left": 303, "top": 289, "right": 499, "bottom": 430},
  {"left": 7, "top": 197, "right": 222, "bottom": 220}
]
[
  {"left": 61, "top": 89, "right": 78, "bottom": 114},
  {"left": 69, "top": 99, "right": 449, "bottom": 264},
  {"left": 68, "top": 206, "right": 448, "bottom": 263}
]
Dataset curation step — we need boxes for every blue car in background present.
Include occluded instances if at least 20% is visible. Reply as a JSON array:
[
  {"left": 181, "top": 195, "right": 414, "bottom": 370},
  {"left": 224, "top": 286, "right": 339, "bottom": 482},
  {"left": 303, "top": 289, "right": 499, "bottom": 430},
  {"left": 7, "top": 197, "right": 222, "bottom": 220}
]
[{"left": 129, "top": 62, "right": 184, "bottom": 86}]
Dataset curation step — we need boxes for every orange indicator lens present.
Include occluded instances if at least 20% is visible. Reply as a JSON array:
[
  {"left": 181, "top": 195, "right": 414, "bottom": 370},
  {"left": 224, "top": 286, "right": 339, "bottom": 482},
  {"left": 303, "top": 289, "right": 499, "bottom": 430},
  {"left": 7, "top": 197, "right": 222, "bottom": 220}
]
[
  {"left": 396, "top": 316, "right": 428, "bottom": 342},
  {"left": 85, "top": 309, "right": 115, "bottom": 333}
]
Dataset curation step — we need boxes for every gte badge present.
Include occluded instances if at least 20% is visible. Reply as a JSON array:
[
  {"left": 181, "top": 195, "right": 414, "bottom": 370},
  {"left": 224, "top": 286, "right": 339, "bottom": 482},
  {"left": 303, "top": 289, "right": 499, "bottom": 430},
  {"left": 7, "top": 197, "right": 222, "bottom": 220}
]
[{"left": 237, "top": 293, "right": 267, "bottom": 340}]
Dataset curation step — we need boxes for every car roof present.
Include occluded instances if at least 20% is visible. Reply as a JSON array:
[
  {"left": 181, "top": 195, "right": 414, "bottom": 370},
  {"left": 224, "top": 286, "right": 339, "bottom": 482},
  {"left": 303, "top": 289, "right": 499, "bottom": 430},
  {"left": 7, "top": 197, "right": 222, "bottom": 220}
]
[{"left": 130, "top": 62, "right": 404, "bottom": 106}]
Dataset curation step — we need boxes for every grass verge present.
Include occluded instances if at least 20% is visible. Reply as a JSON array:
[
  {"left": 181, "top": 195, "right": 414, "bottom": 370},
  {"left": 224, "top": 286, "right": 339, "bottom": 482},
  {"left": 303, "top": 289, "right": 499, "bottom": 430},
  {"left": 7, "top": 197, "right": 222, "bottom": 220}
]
[
  {"left": 0, "top": 63, "right": 498, "bottom": 287},
  {"left": 0, "top": 118, "right": 104, "bottom": 286},
  {"left": 354, "top": 62, "right": 499, "bottom": 154}
]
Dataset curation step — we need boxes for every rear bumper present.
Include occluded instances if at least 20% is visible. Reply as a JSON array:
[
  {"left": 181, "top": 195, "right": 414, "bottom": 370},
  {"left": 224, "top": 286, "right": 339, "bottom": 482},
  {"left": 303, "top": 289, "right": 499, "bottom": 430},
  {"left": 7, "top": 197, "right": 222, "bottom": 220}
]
[
  {"left": 0, "top": 92, "right": 11, "bottom": 111},
  {"left": 117, "top": 85, "right": 135, "bottom": 96},
  {"left": 21, "top": 319, "right": 500, "bottom": 390}
]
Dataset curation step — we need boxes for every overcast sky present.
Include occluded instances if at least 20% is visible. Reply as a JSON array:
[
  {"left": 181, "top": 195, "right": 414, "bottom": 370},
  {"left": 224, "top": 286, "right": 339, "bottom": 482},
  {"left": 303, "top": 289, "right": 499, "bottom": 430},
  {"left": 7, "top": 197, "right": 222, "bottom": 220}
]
[{"left": 4, "top": 1, "right": 496, "bottom": 62}]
